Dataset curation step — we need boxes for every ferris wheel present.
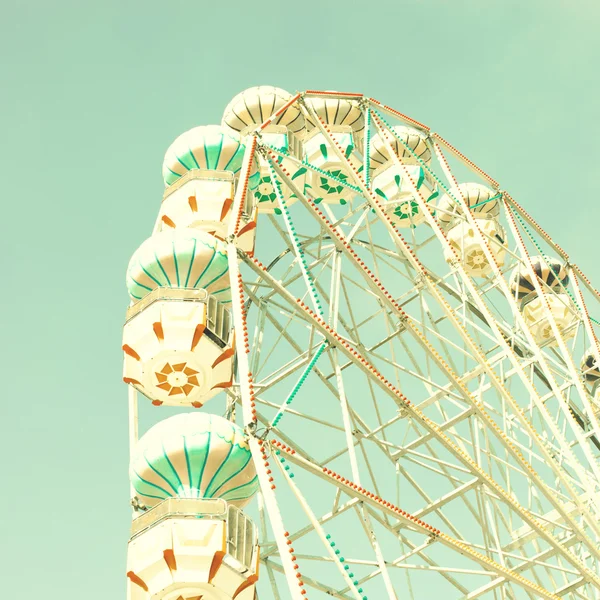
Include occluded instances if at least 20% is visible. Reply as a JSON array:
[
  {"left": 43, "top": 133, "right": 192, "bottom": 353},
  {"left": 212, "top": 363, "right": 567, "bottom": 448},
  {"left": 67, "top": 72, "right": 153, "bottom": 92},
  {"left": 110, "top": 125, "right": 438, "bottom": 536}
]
[{"left": 121, "top": 86, "right": 600, "bottom": 600}]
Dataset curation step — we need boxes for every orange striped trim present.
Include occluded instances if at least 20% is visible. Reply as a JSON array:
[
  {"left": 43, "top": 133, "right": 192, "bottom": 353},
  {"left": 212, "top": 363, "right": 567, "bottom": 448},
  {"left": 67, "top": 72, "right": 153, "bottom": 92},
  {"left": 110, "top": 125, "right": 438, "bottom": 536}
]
[
  {"left": 208, "top": 551, "right": 225, "bottom": 583},
  {"left": 126, "top": 571, "right": 148, "bottom": 591},
  {"left": 220, "top": 198, "right": 233, "bottom": 221},
  {"left": 191, "top": 324, "right": 205, "bottom": 351},
  {"left": 237, "top": 220, "right": 257, "bottom": 237},
  {"left": 122, "top": 345, "right": 140, "bottom": 361},
  {"left": 161, "top": 215, "right": 176, "bottom": 228},
  {"left": 212, "top": 347, "right": 235, "bottom": 368},
  {"left": 211, "top": 378, "right": 233, "bottom": 390},
  {"left": 163, "top": 549, "right": 177, "bottom": 571},
  {"left": 152, "top": 321, "right": 164, "bottom": 341},
  {"left": 233, "top": 574, "right": 258, "bottom": 598}
]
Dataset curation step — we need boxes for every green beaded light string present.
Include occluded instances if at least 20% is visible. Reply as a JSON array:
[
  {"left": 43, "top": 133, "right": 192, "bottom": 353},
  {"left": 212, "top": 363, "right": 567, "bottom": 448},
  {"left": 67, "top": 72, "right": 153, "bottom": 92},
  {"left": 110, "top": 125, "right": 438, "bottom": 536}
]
[
  {"left": 264, "top": 143, "right": 363, "bottom": 201},
  {"left": 265, "top": 157, "right": 328, "bottom": 429},
  {"left": 371, "top": 109, "right": 458, "bottom": 204},
  {"left": 364, "top": 105, "right": 372, "bottom": 190},
  {"left": 266, "top": 157, "right": 324, "bottom": 318},
  {"left": 271, "top": 342, "right": 327, "bottom": 428},
  {"left": 274, "top": 448, "right": 369, "bottom": 600},
  {"left": 323, "top": 533, "right": 368, "bottom": 599}
]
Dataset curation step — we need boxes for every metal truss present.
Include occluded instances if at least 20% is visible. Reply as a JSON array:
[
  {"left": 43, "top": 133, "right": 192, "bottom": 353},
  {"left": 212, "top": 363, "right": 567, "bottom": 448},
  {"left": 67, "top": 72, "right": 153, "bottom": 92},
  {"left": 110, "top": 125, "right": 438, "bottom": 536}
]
[{"left": 220, "top": 90, "right": 600, "bottom": 600}]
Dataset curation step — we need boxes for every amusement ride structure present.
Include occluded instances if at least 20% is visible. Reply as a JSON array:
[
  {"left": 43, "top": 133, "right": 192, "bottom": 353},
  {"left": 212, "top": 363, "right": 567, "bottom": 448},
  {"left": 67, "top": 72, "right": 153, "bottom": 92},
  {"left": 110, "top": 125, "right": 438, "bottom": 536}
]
[{"left": 121, "top": 87, "right": 600, "bottom": 599}]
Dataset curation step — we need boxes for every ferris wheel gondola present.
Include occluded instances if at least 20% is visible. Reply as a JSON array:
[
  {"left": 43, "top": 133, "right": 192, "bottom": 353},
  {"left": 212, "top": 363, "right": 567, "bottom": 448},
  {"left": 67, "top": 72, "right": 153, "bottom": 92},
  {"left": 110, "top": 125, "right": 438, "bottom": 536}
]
[
  {"left": 222, "top": 86, "right": 307, "bottom": 213},
  {"left": 369, "top": 125, "right": 438, "bottom": 228}
]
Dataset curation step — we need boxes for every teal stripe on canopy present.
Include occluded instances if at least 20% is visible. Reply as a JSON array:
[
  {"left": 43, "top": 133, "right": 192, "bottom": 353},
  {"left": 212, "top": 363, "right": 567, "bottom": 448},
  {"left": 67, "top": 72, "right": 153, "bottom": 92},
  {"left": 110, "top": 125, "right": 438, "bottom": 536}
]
[
  {"left": 130, "top": 412, "right": 257, "bottom": 508},
  {"left": 220, "top": 476, "right": 259, "bottom": 501},
  {"left": 176, "top": 150, "right": 198, "bottom": 171},
  {"left": 204, "top": 443, "right": 235, "bottom": 498},
  {"left": 192, "top": 247, "right": 218, "bottom": 288},
  {"left": 131, "top": 468, "right": 172, "bottom": 500},
  {"left": 204, "top": 131, "right": 222, "bottom": 170},
  {"left": 172, "top": 241, "right": 180, "bottom": 287},
  {"left": 153, "top": 251, "right": 172, "bottom": 287},
  {"left": 209, "top": 451, "right": 253, "bottom": 496},
  {"left": 183, "top": 237, "right": 197, "bottom": 287},
  {"left": 143, "top": 444, "right": 182, "bottom": 494},
  {"left": 190, "top": 429, "right": 211, "bottom": 496}
]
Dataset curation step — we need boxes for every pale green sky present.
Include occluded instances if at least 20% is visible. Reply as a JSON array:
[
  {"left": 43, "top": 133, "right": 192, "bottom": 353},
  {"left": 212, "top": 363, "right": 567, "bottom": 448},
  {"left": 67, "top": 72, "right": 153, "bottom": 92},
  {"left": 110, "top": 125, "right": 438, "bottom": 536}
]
[{"left": 1, "top": 0, "right": 599, "bottom": 597}]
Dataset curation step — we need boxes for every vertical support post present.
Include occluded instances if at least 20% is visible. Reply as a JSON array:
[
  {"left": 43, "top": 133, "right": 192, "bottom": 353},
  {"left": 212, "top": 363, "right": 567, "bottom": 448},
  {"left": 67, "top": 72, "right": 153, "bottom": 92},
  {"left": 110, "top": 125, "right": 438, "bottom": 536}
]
[
  {"left": 128, "top": 385, "right": 139, "bottom": 510},
  {"left": 249, "top": 437, "right": 306, "bottom": 600}
]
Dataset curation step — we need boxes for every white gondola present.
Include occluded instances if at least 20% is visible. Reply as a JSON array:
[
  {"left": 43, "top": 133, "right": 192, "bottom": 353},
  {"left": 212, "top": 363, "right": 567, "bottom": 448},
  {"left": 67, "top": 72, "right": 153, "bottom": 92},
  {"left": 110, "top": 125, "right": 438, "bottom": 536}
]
[
  {"left": 160, "top": 125, "right": 259, "bottom": 254},
  {"left": 436, "top": 182, "right": 501, "bottom": 229},
  {"left": 303, "top": 96, "right": 364, "bottom": 204},
  {"left": 444, "top": 217, "right": 508, "bottom": 276},
  {"left": 124, "top": 230, "right": 235, "bottom": 406},
  {"left": 370, "top": 125, "right": 437, "bottom": 228},
  {"left": 372, "top": 165, "right": 437, "bottom": 228},
  {"left": 520, "top": 292, "right": 577, "bottom": 344},
  {"left": 158, "top": 169, "right": 258, "bottom": 255},
  {"left": 123, "top": 289, "right": 234, "bottom": 407},
  {"left": 581, "top": 346, "right": 600, "bottom": 391},
  {"left": 370, "top": 125, "right": 432, "bottom": 169},
  {"left": 127, "top": 415, "right": 259, "bottom": 599},
  {"left": 127, "top": 499, "right": 259, "bottom": 600},
  {"left": 510, "top": 256, "right": 577, "bottom": 344},
  {"left": 222, "top": 86, "right": 307, "bottom": 213},
  {"left": 437, "top": 183, "right": 506, "bottom": 276}
]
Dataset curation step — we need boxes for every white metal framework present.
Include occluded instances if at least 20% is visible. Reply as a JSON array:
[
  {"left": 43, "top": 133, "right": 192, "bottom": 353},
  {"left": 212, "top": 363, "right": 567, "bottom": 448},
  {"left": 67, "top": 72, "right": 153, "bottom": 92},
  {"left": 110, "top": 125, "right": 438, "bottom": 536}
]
[{"left": 126, "top": 89, "right": 600, "bottom": 600}]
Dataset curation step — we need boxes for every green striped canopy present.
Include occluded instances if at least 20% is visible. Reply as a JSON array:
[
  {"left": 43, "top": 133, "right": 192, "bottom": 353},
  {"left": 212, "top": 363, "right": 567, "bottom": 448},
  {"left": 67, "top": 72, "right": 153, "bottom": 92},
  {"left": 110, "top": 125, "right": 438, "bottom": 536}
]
[
  {"left": 126, "top": 229, "right": 230, "bottom": 302},
  {"left": 221, "top": 86, "right": 306, "bottom": 135},
  {"left": 305, "top": 97, "right": 365, "bottom": 134},
  {"left": 436, "top": 183, "right": 500, "bottom": 228},
  {"left": 162, "top": 124, "right": 257, "bottom": 187},
  {"left": 370, "top": 125, "right": 432, "bottom": 169},
  {"left": 130, "top": 413, "right": 258, "bottom": 509}
]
